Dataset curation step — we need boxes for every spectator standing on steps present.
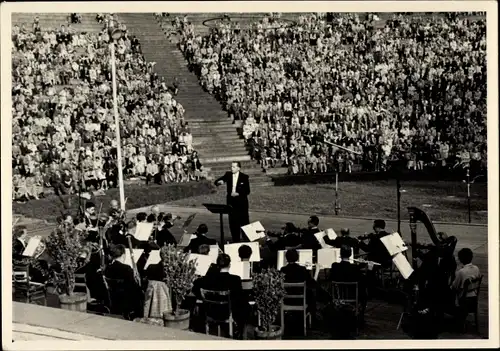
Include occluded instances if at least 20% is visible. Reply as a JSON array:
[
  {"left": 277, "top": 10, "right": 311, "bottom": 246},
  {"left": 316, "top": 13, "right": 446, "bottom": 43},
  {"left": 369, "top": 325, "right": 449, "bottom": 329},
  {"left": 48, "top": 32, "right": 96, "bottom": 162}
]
[{"left": 215, "top": 162, "right": 251, "bottom": 243}]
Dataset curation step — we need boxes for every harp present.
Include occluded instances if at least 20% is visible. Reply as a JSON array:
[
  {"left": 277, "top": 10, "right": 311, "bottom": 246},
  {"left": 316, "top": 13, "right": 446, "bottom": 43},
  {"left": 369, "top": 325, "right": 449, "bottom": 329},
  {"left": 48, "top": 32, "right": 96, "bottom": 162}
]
[{"left": 407, "top": 207, "right": 458, "bottom": 269}]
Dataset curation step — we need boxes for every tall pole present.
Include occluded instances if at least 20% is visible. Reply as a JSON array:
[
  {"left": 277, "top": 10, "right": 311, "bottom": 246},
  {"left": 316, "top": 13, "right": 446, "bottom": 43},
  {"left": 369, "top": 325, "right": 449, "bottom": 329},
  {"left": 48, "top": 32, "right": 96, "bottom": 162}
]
[
  {"left": 397, "top": 176, "right": 401, "bottom": 234},
  {"left": 334, "top": 171, "right": 339, "bottom": 215},
  {"left": 466, "top": 168, "right": 471, "bottom": 223},
  {"left": 110, "top": 39, "right": 126, "bottom": 211}
]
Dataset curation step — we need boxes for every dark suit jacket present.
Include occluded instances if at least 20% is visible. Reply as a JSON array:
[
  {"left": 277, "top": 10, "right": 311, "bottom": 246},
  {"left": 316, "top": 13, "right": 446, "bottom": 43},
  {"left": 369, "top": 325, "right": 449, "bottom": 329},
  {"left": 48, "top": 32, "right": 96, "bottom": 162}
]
[
  {"left": 280, "top": 263, "right": 315, "bottom": 287},
  {"left": 358, "top": 231, "right": 392, "bottom": 267},
  {"left": 301, "top": 227, "right": 322, "bottom": 252},
  {"left": 324, "top": 235, "right": 361, "bottom": 255},
  {"left": 215, "top": 171, "right": 250, "bottom": 211},
  {"left": 183, "top": 235, "right": 217, "bottom": 254},
  {"left": 156, "top": 227, "right": 177, "bottom": 248},
  {"left": 193, "top": 270, "right": 248, "bottom": 321},
  {"left": 104, "top": 260, "right": 143, "bottom": 314},
  {"left": 266, "top": 234, "right": 302, "bottom": 252},
  {"left": 330, "top": 260, "right": 367, "bottom": 300}
]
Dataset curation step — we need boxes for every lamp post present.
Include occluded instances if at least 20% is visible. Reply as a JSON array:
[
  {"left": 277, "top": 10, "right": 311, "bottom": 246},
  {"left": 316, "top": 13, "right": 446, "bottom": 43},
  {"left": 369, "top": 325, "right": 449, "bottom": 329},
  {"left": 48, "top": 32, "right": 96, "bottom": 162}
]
[
  {"left": 109, "top": 26, "right": 126, "bottom": 210},
  {"left": 463, "top": 169, "right": 484, "bottom": 224}
]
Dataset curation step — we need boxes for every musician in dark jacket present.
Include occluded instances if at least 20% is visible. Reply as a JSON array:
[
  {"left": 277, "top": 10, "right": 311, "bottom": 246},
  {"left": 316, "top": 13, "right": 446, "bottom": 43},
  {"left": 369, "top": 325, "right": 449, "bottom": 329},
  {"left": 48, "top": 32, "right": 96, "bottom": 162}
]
[
  {"left": 358, "top": 219, "right": 392, "bottom": 267},
  {"left": 324, "top": 228, "right": 360, "bottom": 255},
  {"left": 104, "top": 244, "right": 144, "bottom": 319},
  {"left": 265, "top": 222, "right": 303, "bottom": 252},
  {"left": 215, "top": 162, "right": 251, "bottom": 243},
  {"left": 193, "top": 254, "right": 250, "bottom": 338},
  {"left": 183, "top": 224, "right": 217, "bottom": 253},
  {"left": 301, "top": 215, "right": 322, "bottom": 253},
  {"left": 330, "top": 245, "right": 367, "bottom": 312},
  {"left": 280, "top": 248, "right": 317, "bottom": 319},
  {"left": 155, "top": 215, "right": 177, "bottom": 248}
]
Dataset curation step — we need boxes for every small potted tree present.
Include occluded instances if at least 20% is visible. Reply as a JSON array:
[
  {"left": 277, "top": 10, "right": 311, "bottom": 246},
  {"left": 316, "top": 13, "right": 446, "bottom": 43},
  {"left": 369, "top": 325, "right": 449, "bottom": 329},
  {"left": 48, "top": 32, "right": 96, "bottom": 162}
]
[
  {"left": 45, "top": 225, "right": 90, "bottom": 312},
  {"left": 253, "top": 268, "right": 286, "bottom": 340},
  {"left": 161, "top": 244, "right": 197, "bottom": 330}
]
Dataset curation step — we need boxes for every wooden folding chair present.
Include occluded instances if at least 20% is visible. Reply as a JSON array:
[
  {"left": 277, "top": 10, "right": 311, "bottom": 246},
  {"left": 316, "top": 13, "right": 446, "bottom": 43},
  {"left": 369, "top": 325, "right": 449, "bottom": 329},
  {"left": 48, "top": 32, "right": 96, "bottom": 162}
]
[
  {"left": 281, "top": 282, "right": 311, "bottom": 336},
  {"left": 12, "top": 262, "right": 47, "bottom": 306},
  {"left": 331, "top": 281, "right": 360, "bottom": 335},
  {"left": 200, "top": 288, "right": 233, "bottom": 338}
]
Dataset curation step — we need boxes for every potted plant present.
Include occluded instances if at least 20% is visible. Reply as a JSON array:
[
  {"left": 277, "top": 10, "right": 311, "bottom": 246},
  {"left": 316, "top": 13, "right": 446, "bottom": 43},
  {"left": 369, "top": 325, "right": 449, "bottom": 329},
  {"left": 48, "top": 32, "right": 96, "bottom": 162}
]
[
  {"left": 45, "top": 225, "right": 90, "bottom": 312},
  {"left": 161, "top": 244, "right": 197, "bottom": 330},
  {"left": 253, "top": 268, "right": 286, "bottom": 340}
]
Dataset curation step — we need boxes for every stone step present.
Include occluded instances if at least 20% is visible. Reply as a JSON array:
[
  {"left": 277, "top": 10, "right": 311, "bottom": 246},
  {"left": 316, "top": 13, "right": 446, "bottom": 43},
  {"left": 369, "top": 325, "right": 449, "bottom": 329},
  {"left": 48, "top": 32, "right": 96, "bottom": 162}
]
[
  {"left": 201, "top": 155, "right": 252, "bottom": 164},
  {"left": 203, "top": 160, "right": 261, "bottom": 171},
  {"left": 200, "top": 149, "right": 250, "bottom": 159}
]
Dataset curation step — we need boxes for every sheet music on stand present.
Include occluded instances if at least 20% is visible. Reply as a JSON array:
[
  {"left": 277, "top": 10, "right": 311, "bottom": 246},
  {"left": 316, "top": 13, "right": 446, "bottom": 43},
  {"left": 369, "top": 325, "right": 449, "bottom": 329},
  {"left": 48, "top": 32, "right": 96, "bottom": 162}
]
[
  {"left": 314, "top": 231, "right": 333, "bottom": 248},
  {"left": 380, "top": 232, "right": 408, "bottom": 256},
  {"left": 392, "top": 252, "right": 414, "bottom": 279},
  {"left": 325, "top": 228, "right": 337, "bottom": 240},
  {"left": 224, "top": 242, "right": 261, "bottom": 262},
  {"left": 229, "top": 261, "right": 251, "bottom": 280},
  {"left": 241, "top": 221, "right": 266, "bottom": 242},
  {"left": 277, "top": 249, "right": 314, "bottom": 270},
  {"left": 22, "top": 236, "right": 42, "bottom": 257},
  {"left": 144, "top": 250, "right": 161, "bottom": 269},
  {"left": 188, "top": 254, "right": 213, "bottom": 276},
  {"left": 208, "top": 245, "right": 220, "bottom": 263},
  {"left": 317, "top": 247, "right": 354, "bottom": 268},
  {"left": 133, "top": 222, "right": 154, "bottom": 241},
  {"left": 124, "top": 249, "right": 144, "bottom": 268}
]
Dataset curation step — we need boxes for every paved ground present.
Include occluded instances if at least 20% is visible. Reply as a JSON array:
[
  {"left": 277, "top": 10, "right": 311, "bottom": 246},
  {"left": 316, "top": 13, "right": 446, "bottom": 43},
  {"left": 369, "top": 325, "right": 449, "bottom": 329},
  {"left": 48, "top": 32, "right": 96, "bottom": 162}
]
[
  {"left": 14, "top": 204, "right": 489, "bottom": 339},
  {"left": 12, "top": 323, "right": 105, "bottom": 341}
]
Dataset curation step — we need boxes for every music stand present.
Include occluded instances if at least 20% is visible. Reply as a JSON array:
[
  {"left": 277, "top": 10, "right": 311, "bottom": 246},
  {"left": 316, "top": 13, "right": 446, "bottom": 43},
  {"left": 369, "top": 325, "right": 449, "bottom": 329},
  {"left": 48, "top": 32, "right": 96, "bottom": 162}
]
[{"left": 203, "top": 203, "right": 232, "bottom": 249}]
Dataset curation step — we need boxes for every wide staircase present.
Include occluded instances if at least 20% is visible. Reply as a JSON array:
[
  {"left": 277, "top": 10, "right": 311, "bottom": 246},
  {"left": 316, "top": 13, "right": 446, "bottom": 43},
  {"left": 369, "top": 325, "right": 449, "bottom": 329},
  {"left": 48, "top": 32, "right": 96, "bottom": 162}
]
[{"left": 119, "top": 13, "right": 275, "bottom": 186}]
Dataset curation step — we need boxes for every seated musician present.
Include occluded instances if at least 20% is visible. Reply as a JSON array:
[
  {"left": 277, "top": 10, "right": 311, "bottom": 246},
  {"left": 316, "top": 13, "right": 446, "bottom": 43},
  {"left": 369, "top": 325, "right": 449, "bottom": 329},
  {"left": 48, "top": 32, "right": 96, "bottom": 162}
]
[
  {"left": 330, "top": 245, "right": 367, "bottom": 316},
  {"left": 265, "top": 222, "right": 302, "bottom": 252},
  {"left": 358, "top": 219, "right": 392, "bottom": 268},
  {"left": 104, "top": 244, "right": 144, "bottom": 319},
  {"left": 12, "top": 226, "right": 50, "bottom": 284},
  {"left": 193, "top": 254, "right": 250, "bottom": 339},
  {"left": 280, "top": 248, "right": 317, "bottom": 320},
  {"left": 107, "top": 199, "right": 120, "bottom": 218},
  {"left": 155, "top": 214, "right": 178, "bottom": 248},
  {"left": 300, "top": 215, "right": 322, "bottom": 253},
  {"left": 13, "top": 226, "right": 29, "bottom": 260},
  {"left": 449, "top": 248, "right": 481, "bottom": 325},
  {"left": 324, "top": 228, "right": 360, "bottom": 255},
  {"left": 183, "top": 224, "right": 217, "bottom": 253},
  {"left": 83, "top": 202, "right": 100, "bottom": 242}
]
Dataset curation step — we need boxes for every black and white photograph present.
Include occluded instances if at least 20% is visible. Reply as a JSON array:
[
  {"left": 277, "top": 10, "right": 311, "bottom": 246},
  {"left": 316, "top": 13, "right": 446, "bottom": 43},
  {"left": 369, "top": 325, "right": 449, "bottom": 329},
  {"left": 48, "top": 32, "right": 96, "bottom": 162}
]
[{"left": 1, "top": 1, "right": 498, "bottom": 349}]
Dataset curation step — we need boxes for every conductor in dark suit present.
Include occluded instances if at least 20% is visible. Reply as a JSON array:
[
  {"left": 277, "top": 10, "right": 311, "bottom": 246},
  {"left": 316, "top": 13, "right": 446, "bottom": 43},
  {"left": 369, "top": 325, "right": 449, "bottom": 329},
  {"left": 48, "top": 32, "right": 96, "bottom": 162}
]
[{"left": 215, "top": 162, "right": 250, "bottom": 243}]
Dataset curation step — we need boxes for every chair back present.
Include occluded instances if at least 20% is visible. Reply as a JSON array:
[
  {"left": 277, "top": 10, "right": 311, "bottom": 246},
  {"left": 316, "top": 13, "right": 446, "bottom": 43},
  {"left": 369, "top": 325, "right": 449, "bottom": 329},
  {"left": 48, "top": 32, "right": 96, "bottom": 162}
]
[
  {"left": 331, "top": 281, "right": 359, "bottom": 306},
  {"left": 283, "top": 282, "right": 306, "bottom": 307},
  {"left": 13, "top": 262, "right": 29, "bottom": 283},
  {"left": 74, "top": 273, "right": 88, "bottom": 294},
  {"left": 200, "top": 288, "right": 232, "bottom": 322}
]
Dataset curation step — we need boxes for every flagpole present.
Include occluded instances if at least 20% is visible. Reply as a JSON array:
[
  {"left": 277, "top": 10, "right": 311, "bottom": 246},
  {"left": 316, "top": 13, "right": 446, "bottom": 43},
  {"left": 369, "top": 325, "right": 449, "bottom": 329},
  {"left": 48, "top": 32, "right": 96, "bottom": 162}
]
[{"left": 110, "top": 26, "right": 126, "bottom": 211}]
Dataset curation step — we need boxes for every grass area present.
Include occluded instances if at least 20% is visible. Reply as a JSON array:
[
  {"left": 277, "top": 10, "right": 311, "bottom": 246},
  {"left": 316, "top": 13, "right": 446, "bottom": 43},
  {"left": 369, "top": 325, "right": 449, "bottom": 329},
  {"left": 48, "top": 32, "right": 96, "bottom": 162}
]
[
  {"left": 13, "top": 180, "right": 487, "bottom": 224},
  {"left": 169, "top": 180, "right": 488, "bottom": 224},
  {"left": 13, "top": 180, "right": 217, "bottom": 221}
]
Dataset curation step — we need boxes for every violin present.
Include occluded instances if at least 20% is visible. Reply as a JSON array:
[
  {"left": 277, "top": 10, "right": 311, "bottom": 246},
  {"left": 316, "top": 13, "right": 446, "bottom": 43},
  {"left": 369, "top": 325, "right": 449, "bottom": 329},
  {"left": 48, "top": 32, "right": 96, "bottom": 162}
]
[{"left": 357, "top": 233, "right": 372, "bottom": 241}]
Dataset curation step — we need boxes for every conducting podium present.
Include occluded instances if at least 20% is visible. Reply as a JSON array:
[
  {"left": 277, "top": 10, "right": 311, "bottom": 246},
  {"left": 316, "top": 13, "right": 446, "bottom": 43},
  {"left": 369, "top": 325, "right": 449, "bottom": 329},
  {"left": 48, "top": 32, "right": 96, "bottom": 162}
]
[{"left": 203, "top": 203, "right": 232, "bottom": 249}]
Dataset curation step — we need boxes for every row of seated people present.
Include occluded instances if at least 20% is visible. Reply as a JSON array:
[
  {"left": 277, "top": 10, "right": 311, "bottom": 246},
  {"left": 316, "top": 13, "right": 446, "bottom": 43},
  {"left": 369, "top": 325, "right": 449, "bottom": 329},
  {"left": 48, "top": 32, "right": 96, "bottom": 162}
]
[
  {"left": 172, "top": 12, "right": 486, "bottom": 175},
  {"left": 13, "top": 206, "right": 481, "bottom": 338},
  {"left": 12, "top": 14, "right": 197, "bottom": 202}
]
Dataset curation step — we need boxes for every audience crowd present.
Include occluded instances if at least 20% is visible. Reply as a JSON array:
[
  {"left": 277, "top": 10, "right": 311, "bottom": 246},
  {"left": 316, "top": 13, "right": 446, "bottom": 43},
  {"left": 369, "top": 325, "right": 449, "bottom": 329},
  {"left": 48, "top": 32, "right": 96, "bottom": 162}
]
[
  {"left": 12, "top": 14, "right": 206, "bottom": 202},
  {"left": 174, "top": 12, "right": 487, "bottom": 175}
]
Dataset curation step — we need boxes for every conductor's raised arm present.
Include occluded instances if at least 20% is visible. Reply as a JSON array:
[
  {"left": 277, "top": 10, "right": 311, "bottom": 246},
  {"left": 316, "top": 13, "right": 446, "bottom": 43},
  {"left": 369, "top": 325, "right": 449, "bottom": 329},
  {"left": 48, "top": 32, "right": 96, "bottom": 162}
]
[{"left": 214, "top": 172, "right": 228, "bottom": 186}]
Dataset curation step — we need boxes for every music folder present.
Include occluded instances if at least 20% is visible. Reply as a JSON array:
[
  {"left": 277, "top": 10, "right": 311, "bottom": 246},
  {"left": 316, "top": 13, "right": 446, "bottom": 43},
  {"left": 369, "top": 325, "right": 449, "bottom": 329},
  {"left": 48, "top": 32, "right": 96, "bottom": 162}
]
[
  {"left": 392, "top": 252, "right": 414, "bottom": 279},
  {"left": 144, "top": 250, "right": 161, "bottom": 269},
  {"left": 133, "top": 222, "right": 154, "bottom": 241},
  {"left": 277, "top": 249, "right": 314, "bottom": 270},
  {"left": 229, "top": 261, "right": 251, "bottom": 280},
  {"left": 188, "top": 254, "right": 213, "bottom": 276},
  {"left": 241, "top": 221, "right": 266, "bottom": 242},
  {"left": 314, "top": 231, "right": 333, "bottom": 248},
  {"left": 124, "top": 249, "right": 144, "bottom": 268},
  {"left": 22, "top": 236, "right": 42, "bottom": 257},
  {"left": 380, "top": 232, "right": 408, "bottom": 256}
]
